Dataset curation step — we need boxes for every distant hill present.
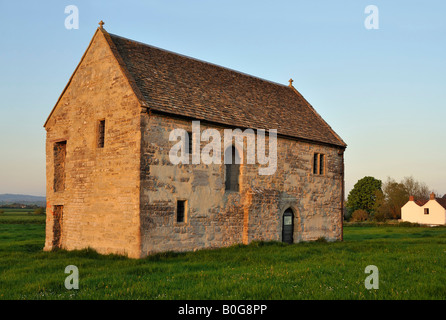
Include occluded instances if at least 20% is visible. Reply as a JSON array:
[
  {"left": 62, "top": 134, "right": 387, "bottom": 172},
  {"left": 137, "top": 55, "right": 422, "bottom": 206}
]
[{"left": 0, "top": 194, "right": 46, "bottom": 207}]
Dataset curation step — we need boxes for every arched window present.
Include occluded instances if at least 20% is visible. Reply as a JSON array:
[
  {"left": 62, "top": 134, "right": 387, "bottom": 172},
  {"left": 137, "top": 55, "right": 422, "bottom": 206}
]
[{"left": 225, "top": 146, "right": 240, "bottom": 192}]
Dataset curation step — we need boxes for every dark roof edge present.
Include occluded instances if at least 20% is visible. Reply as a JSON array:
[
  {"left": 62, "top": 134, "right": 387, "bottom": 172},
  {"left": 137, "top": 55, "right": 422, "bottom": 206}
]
[{"left": 146, "top": 108, "right": 347, "bottom": 150}]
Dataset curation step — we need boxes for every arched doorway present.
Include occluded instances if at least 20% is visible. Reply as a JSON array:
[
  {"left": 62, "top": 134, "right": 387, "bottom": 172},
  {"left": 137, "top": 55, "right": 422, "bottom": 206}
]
[{"left": 282, "top": 208, "right": 294, "bottom": 244}]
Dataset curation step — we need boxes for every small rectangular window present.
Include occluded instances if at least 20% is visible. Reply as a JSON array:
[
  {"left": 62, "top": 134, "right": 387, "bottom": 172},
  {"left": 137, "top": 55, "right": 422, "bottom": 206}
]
[
  {"left": 424, "top": 208, "right": 429, "bottom": 215},
  {"left": 177, "top": 200, "right": 186, "bottom": 223},
  {"left": 98, "top": 120, "right": 105, "bottom": 148},
  {"left": 284, "top": 216, "right": 293, "bottom": 226},
  {"left": 313, "top": 153, "right": 325, "bottom": 175}
]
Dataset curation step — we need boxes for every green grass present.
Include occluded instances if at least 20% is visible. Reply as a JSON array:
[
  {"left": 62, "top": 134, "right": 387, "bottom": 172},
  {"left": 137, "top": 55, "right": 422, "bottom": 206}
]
[
  {"left": 0, "top": 216, "right": 445, "bottom": 300},
  {"left": 0, "top": 208, "right": 45, "bottom": 224}
]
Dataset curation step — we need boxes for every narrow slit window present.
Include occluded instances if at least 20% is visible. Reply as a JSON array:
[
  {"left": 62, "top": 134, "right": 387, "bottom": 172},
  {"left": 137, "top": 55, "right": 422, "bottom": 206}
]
[
  {"left": 98, "top": 120, "right": 105, "bottom": 148},
  {"left": 424, "top": 208, "right": 429, "bottom": 215},
  {"left": 319, "top": 154, "right": 325, "bottom": 175},
  {"left": 53, "top": 141, "right": 67, "bottom": 192},
  {"left": 186, "top": 131, "right": 192, "bottom": 154},
  {"left": 313, "top": 153, "right": 318, "bottom": 174},
  {"left": 313, "top": 153, "right": 325, "bottom": 175},
  {"left": 177, "top": 200, "right": 186, "bottom": 223}
]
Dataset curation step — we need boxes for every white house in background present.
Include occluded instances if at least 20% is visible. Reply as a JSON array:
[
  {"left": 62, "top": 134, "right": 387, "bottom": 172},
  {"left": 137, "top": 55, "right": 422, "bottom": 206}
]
[{"left": 401, "top": 193, "right": 446, "bottom": 225}]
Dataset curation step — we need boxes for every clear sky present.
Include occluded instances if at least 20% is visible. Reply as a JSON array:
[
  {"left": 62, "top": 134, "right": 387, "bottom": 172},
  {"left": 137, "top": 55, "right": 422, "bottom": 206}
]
[{"left": 0, "top": 0, "right": 445, "bottom": 197}]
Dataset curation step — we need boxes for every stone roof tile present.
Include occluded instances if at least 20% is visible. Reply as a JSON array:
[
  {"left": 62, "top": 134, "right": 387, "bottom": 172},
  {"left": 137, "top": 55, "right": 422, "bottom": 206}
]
[{"left": 108, "top": 33, "right": 346, "bottom": 148}]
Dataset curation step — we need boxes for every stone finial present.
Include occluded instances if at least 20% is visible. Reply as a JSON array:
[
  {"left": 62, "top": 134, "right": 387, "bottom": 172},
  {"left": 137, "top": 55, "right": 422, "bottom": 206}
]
[
  {"left": 288, "top": 78, "right": 294, "bottom": 87},
  {"left": 99, "top": 20, "right": 105, "bottom": 29},
  {"left": 409, "top": 195, "right": 414, "bottom": 201},
  {"left": 430, "top": 192, "right": 435, "bottom": 200}
]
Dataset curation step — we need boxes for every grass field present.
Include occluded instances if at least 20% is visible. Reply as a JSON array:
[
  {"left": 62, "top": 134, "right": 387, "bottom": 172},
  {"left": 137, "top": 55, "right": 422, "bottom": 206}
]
[
  {"left": 0, "top": 208, "right": 445, "bottom": 300},
  {"left": 0, "top": 208, "right": 46, "bottom": 224}
]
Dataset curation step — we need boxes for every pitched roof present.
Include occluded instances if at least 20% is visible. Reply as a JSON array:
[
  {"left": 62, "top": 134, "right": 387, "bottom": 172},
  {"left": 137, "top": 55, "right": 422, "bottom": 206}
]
[
  {"left": 413, "top": 198, "right": 446, "bottom": 209},
  {"left": 104, "top": 30, "right": 346, "bottom": 148},
  {"left": 436, "top": 197, "right": 446, "bottom": 210},
  {"left": 414, "top": 199, "right": 428, "bottom": 206}
]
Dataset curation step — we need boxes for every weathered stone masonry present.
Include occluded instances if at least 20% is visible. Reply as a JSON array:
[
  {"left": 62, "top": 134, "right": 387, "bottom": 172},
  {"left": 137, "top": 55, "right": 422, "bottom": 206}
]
[
  {"left": 44, "top": 24, "right": 346, "bottom": 258},
  {"left": 140, "top": 113, "right": 344, "bottom": 256},
  {"left": 44, "top": 29, "right": 142, "bottom": 258}
]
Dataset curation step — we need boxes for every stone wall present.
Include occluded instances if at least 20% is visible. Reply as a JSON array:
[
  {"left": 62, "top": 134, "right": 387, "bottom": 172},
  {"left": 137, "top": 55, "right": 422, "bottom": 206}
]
[
  {"left": 44, "top": 30, "right": 344, "bottom": 258},
  {"left": 44, "top": 30, "right": 142, "bottom": 258},
  {"left": 140, "top": 112, "right": 344, "bottom": 256}
]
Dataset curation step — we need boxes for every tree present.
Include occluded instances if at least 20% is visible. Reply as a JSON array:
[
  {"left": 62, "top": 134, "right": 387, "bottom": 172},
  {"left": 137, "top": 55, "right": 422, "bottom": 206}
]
[
  {"left": 382, "top": 178, "right": 408, "bottom": 219},
  {"left": 372, "top": 189, "right": 388, "bottom": 221},
  {"left": 379, "top": 176, "right": 433, "bottom": 219},
  {"left": 401, "top": 176, "right": 430, "bottom": 200},
  {"left": 351, "top": 209, "right": 369, "bottom": 222},
  {"left": 346, "top": 176, "right": 382, "bottom": 215}
]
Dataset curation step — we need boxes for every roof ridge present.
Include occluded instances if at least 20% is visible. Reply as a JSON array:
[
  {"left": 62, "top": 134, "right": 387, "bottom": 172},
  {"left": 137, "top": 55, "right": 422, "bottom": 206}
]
[{"left": 107, "top": 33, "right": 291, "bottom": 89}]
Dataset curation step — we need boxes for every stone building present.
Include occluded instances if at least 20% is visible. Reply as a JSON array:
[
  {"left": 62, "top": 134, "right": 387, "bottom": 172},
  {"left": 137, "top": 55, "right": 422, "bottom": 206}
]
[{"left": 43, "top": 23, "right": 347, "bottom": 258}]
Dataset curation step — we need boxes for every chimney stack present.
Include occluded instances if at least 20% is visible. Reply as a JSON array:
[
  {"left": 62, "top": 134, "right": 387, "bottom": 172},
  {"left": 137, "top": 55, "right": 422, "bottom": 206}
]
[
  {"left": 409, "top": 195, "right": 414, "bottom": 201},
  {"left": 430, "top": 192, "right": 435, "bottom": 200}
]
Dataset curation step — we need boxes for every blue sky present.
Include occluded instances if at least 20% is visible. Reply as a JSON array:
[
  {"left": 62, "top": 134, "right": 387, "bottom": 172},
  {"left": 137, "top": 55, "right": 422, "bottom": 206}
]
[{"left": 0, "top": 0, "right": 445, "bottom": 196}]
